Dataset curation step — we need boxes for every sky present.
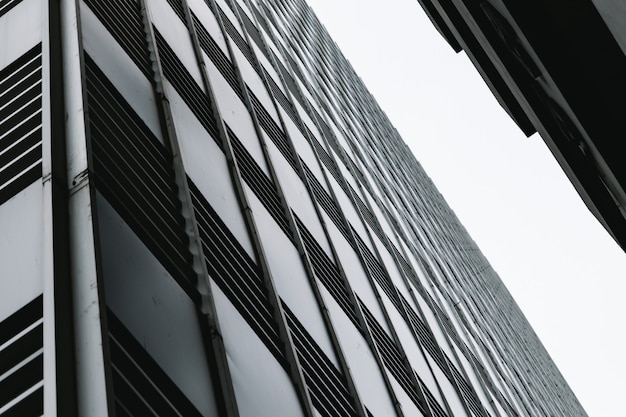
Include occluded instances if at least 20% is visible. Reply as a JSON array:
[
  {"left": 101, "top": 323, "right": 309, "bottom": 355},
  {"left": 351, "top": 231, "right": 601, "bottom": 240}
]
[{"left": 305, "top": 0, "right": 626, "bottom": 415}]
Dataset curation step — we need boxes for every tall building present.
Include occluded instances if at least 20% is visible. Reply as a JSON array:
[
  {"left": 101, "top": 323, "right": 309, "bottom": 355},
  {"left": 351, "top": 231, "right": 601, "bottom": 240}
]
[
  {"left": 0, "top": 0, "right": 586, "bottom": 416},
  {"left": 415, "top": 0, "right": 626, "bottom": 250}
]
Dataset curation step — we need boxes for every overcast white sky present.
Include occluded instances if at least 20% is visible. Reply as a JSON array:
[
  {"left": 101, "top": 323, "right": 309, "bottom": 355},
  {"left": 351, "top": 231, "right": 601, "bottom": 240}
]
[{"left": 305, "top": 0, "right": 626, "bottom": 415}]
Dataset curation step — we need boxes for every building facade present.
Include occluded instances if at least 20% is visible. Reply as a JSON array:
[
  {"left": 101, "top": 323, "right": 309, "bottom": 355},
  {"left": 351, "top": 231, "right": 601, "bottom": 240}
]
[
  {"left": 415, "top": 0, "right": 626, "bottom": 251},
  {"left": 0, "top": 0, "right": 586, "bottom": 416}
]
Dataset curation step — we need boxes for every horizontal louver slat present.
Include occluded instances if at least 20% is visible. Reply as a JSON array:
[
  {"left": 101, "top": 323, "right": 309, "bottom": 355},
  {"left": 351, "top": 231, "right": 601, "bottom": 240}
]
[
  {"left": 85, "top": 55, "right": 197, "bottom": 301},
  {"left": 0, "top": 44, "right": 42, "bottom": 206},
  {"left": 188, "top": 180, "right": 285, "bottom": 362},
  {"left": 226, "top": 125, "right": 291, "bottom": 237},
  {"left": 0, "top": 295, "right": 43, "bottom": 416},
  {"left": 215, "top": 4, "right": 257, "bottom": 72},
  {"left": 359, "top": 299, "right": 431, "bottom": 416},
  {"left": 192, "top": 13, "right": 243, "bottom": 99},
  {"left": 447, "top": 356, "right": 489, "bottom": 417},
  {"left": 107, "top": 311, "right": 203, "bottom": 417},
  {"left": 154, "top": 29, "right": 220, "bottom": 141},
  {"left": 283, "top": 304, "right": 358, "bottom": 417},
  {"left": 0, "top": 0, "right": 23, "bottom": 19},
  {"left": 272, "top": 50, "right": 308, "bottom": 111},
  {"left": 165, "top": 0, "right": 184, "bottom": 20},
  {"left": 293, "top": 214, "right": 360, "bottom": 328},
  {"left": 302, "top": 162, "right": 351, "bottom": 242},
  {"left": 236, "top": 3, "right": 265, "bottom": 60},
  {"left": 422, "top": 381, "right": 449, "bottom": 417},
  {"left": 83, "top": 0, "right": 152, "bottom": 78},
  {"left": 248, "top": 88, "right": 298, "bottom": 172},
  {"left": 263, "top": 68, "right": 301, "bottom": 131},
  {"left": 353, "top": 230, "right": 402, "bottom": 312}
]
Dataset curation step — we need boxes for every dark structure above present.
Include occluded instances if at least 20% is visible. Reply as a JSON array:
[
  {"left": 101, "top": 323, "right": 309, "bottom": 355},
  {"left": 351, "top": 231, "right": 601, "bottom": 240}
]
[{"left": 417, "top": 0, "right": 626, "bottom": 250}]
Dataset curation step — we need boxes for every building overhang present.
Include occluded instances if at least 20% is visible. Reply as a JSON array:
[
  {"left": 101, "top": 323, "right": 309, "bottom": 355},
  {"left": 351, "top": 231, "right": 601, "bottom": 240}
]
[{"left": 417, "top": 0, "right": 626, "bottom": 250}]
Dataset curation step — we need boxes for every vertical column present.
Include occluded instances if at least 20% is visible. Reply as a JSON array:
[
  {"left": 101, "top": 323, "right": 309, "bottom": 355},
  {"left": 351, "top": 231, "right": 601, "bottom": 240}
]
[
  {"left": 229, "top": 2, "right": 404, "bottom": 416},
  {"left": 163, "top": 1, "right": 317, "bottom": 415},
  {"left": 60, "top": 0, "right": 112, "bottom": 415},
  {"left": 47, "top": 0, "right": 77, "bottom": 415},
  {"left": 193, "top": 1, "right": 371, "bottom": 416},
  {"left": 138, "top": 1, "right": 241, "bottom": 415}
]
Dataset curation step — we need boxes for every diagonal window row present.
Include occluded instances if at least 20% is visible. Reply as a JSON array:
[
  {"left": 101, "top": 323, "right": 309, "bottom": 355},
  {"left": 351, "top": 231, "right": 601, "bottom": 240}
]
[
  {"left": 359, "top": 298, "right": 448, "bottom": 417},
  {"left": 192, "top": 12, "right": 243, "bottom": 99},
  {"left": 189, "top": 177, "right": 366, "bottom": 417},
  {"left": 293, "top": 213, "right": 360, "bottom": 327}
]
